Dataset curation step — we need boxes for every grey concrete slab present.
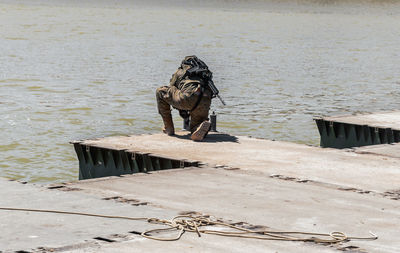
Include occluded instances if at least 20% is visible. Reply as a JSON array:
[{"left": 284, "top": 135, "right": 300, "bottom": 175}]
[
  {"left": 3, "top": 132, "right": 400, "bottom": 252},
  {"left": 0, "top": 178, "right": 177, "bottom": 252},
  {"left": 66, "top": 233, "right": 340, "bottom": 253},
  {"left": 354, "top": 143, "right": 400, "bottom": 159},
  {"left": 67, "top": 167, "right": 400, "bottom": 253},
  {"left": 319, "top": 111, "right": 400, "bottom": 130},
  {"left": 78, "top": 132, "right": 400, "bottom": 194},
  {"left": 0, "top": 176, "right": 357, "bottom": 253}
]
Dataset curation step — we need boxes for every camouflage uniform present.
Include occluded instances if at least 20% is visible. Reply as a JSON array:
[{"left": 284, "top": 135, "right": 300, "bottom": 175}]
[{"left": 156, "top": 59, "right": 212, "bottom": 133}]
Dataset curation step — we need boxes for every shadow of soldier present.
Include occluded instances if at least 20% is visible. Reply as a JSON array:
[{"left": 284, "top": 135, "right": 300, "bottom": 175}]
[{"left": 174, "top": 132, "right": 239, "bottom": 143}]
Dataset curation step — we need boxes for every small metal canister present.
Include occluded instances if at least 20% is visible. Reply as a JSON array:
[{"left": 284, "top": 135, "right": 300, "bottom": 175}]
[{"left": 210, "top": 111, "right": 217, "bottom": 132}]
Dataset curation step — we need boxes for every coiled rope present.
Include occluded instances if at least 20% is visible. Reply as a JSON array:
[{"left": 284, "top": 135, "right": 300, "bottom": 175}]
[{"left": 0, "top": 207, "right": 378, "bottom": 243}]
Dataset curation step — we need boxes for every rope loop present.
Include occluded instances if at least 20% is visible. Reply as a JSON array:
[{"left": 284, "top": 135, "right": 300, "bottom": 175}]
[
  {"left": 330, "top": 231, "right": 348, "bottom": 241},
  {"left": 0, "top": 207, "right": 378, "bottom": 244}
]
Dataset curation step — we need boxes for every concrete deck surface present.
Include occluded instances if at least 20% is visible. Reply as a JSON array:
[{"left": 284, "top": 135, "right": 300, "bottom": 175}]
[
  {"left": 354, "top": 143, "right": 400, "bottom": 159},
  {"left": 2, "top": 133, "right": 400, "bottom": 252},
  {"left": 80, "top": 132, "right": 400, "bottom": 194},
  {"left": 0, "top": 178, "right": 177, "bottom": 252},
  {"left": 67, "top": 167, "right": 400, "bottom": 253},
  {"left": 319, "top": 111, "right": 400, "bottom": 130},
  {"left": 0, "top": 175, "right": 365, "bottom": 253}
]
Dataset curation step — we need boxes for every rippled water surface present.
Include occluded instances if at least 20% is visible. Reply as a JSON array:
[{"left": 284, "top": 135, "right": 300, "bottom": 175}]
[{"left": 1, "top": 0, "right": 400, "bottom": 183}]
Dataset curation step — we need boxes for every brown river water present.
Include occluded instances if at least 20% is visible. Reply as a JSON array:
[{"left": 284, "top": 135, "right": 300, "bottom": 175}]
[{"left": 1, "top": 0, "right": 400, "bottom": 183}]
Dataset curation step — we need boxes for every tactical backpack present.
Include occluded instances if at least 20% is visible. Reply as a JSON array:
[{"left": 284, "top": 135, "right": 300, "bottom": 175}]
[
  {"left": 181, "top": 56, "right": 213, "bottom": 85},
  {"left": 180, "top": 56, "right": 225, "bottom": 104},
  {"left": 177, "top": 56, "right": 225, "bottom": 128}
]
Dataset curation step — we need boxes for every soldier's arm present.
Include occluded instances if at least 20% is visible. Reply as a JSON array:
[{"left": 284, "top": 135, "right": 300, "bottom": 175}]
[{"left": 169, "top": 68, "right": 182, "bottom": 87}]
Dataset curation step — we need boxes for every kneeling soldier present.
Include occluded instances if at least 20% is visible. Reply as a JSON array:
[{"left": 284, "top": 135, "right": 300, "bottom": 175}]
[{"left": 156, "top": 56, "right": 214, "bottom": 141}]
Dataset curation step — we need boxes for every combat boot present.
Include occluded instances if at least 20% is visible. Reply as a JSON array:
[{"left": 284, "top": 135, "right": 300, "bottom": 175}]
[
  {"left": 162, "top": 115, "right": 175, "bottom": 136},
  {"left": 191, "top": 121, "right": 211, "bottom": 141}
]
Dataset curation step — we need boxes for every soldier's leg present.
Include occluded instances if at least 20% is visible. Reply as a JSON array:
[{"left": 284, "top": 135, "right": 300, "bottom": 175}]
[
  {"left": 189, "top": 90, "right": 212, "bottom": 132},
  {"left": 156, "top": 86, "right": 175, "bottom": 135},
  {"left": 156, "top": 85, "right": 199, "bottom": 135},
  {"left": 190, "top": 92, "right": 212, "bottom": 141}
]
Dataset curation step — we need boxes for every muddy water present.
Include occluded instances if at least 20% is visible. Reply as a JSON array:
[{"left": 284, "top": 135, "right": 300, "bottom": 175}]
[{"left": 1, "top": 1, "right": 400, "bottom": 183}]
